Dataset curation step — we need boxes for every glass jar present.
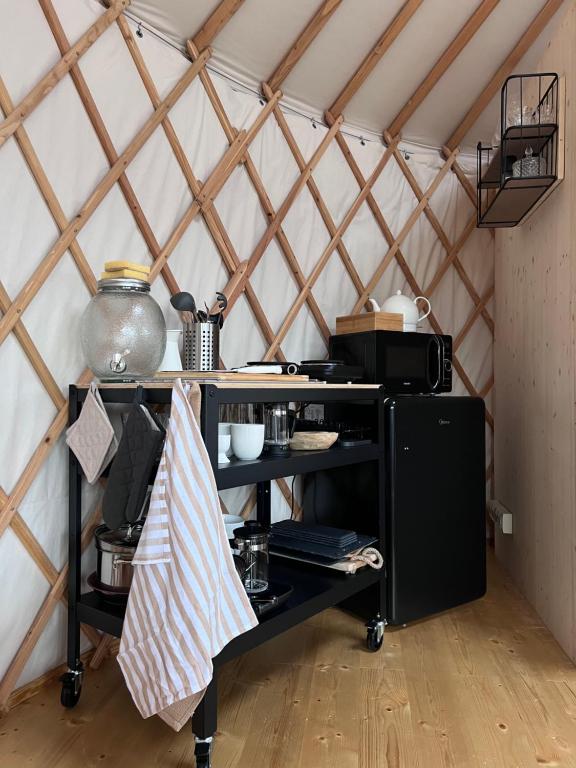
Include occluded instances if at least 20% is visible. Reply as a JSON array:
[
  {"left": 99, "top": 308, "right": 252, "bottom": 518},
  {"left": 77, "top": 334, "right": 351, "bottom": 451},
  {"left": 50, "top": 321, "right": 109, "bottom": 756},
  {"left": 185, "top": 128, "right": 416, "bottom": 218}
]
[
  {"left": 512, "top": 147, "right": 547, "bottom": 178},
  {"left": 264, "top": 402, "right": 290, "bottom": 455},
  {"left": 233, "top": 521, "right": 269, "bottom": 594},
  {"left": 80, "top": 278, "right": 166, "bottom": 380}
]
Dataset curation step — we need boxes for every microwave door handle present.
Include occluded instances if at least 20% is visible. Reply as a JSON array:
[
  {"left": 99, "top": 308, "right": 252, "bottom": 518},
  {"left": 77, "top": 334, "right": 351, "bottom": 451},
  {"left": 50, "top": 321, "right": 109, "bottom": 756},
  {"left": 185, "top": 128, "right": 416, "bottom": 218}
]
[{"left": 427, "top": 336, "right": 441, "bottom": 391}]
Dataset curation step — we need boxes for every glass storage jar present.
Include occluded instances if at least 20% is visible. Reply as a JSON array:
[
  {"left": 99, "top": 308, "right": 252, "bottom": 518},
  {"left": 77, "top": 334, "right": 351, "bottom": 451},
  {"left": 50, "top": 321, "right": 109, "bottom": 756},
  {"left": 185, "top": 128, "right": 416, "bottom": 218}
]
[
  {"left": 80, "top": 278, "right": 166, "bottom": 380},
  {"left": 263, "top": 402, "right": 290, "bottom": 455},
  {"left": 233, "top": 521, "right": 269, "bottom": 594},
  {"left": 512, "top": 147, "right": 547, "bottom": 178}
]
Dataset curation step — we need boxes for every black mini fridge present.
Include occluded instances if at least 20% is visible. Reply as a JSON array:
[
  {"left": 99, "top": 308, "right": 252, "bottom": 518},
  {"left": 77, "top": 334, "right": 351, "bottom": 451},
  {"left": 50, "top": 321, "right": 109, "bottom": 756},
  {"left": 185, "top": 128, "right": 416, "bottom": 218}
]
[{"left": 385, "top": 395, "right": 486, "bottom": 625}]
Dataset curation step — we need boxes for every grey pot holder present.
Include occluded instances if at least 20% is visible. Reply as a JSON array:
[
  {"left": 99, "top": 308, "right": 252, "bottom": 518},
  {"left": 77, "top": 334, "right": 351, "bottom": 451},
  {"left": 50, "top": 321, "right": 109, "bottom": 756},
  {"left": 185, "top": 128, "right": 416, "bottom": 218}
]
[
  {"left": 66, "top": 383, "right": 118, "bottom": 484},
  {"left": 102, "top": 398, "right": 165, "bottom": 530}
]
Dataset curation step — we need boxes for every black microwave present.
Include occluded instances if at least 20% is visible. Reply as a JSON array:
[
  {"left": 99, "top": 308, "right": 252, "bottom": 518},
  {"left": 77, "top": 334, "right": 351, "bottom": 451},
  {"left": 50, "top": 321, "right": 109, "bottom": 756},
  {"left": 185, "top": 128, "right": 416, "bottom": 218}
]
[{"left": 329, "top": 330, "right": 452, "bottom": 394}]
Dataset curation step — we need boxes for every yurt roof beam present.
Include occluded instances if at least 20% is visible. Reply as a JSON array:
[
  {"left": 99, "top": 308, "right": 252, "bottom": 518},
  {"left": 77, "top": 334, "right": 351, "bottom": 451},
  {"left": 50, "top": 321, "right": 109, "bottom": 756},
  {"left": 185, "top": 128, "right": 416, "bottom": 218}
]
[
  {"left": 268, "top": 0, "right": 343, "bottom": 92},
  {"left": 192, "top": 0, "right": 247, "bottom": 52},
  {"left": 328, "top": 0, "right": 423, "bottom": 119},
  {"left": 446, "top": 0, "right": 565, "bottom": 150},
  {"left": 387, "top": 0, "right": 501, "bottom": 138}
]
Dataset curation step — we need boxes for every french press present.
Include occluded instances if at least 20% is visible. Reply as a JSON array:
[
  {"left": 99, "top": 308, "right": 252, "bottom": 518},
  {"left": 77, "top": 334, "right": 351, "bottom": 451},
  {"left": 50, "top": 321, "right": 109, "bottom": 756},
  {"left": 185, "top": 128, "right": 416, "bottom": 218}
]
[{"left": 233, "top": 521, "right": 269, "bottom": 594}]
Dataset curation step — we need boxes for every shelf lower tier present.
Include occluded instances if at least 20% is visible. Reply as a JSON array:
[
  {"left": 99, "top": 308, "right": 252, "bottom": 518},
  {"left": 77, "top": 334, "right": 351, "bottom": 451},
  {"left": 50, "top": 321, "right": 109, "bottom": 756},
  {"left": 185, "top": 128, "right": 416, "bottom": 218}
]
[
  {"left": 215, "top": 443, "right": 380, "bottom": 489},
  {"left": 77, "top": 558, "right": 383, "bottom": 664}
]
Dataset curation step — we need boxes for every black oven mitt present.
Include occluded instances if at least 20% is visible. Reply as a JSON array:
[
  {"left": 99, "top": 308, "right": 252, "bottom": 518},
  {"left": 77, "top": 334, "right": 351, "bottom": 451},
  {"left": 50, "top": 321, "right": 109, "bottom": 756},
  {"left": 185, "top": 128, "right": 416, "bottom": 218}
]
[{"left": 102, "top": 402, "right": 165, "bottom": 530}]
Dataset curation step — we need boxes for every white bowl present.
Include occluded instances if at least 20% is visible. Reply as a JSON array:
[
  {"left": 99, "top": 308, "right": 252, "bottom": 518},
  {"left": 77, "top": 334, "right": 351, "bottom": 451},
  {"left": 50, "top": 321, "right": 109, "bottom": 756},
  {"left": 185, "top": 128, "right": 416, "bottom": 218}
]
[{"left": 230, "top": 423, "right": 265, "bottom": 461}]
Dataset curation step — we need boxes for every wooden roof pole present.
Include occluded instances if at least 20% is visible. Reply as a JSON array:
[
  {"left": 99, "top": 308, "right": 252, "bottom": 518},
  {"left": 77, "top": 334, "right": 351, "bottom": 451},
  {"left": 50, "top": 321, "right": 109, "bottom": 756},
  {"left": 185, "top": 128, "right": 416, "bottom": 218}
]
[
  {"left": 388, "top": 0, "right": 500, "bottom": 137},
  {"left": 328, "top": 0, "right": 422, "bottom": 119},
  {"left": 192, "top": 0, "right": 246, "bottom": 51},
  {"left": 445, "top": 0, "right": 565, "bottom": 150},
  {"left": 268, "top": 0, "right": 343, "bottom": 92}
]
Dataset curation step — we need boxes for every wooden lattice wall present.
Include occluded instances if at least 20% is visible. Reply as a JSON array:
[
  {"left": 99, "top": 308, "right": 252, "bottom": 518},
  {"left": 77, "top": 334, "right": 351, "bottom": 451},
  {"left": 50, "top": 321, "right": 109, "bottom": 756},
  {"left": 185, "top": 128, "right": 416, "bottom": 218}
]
[{"left": 0, "top": 0, "right": 562, "bottom": 708}]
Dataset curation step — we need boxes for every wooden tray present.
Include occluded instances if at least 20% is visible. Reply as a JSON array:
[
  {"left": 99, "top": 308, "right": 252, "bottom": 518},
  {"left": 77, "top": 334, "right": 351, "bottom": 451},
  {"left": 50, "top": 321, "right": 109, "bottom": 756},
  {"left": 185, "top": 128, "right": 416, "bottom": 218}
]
[{"left": 336, "top": 312, "right": 403, "bottom": 334}]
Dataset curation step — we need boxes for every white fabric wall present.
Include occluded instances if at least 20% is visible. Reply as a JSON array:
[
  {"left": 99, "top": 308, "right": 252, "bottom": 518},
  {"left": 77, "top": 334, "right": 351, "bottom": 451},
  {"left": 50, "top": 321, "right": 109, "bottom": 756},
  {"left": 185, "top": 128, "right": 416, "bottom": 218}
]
[{"left": 0, "top": 0, "right": 493, "bottom": 690}]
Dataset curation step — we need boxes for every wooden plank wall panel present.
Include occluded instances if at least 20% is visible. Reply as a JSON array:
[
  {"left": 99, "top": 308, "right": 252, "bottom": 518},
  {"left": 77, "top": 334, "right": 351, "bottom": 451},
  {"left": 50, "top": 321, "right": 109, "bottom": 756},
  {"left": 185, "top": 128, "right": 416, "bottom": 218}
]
[
  {"left": 494, "top": 0, "right": 576, "bottom": 662},
  {"left": 0, "top": 0, "right": 495, "bottom": 709}
]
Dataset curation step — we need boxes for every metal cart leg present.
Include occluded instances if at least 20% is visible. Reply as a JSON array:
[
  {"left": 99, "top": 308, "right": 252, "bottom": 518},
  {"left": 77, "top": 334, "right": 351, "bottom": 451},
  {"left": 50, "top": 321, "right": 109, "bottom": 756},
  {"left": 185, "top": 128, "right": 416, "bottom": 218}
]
[
  {"left": 256, "top": 480, "right": 271, "bottom": 525},
  {"left": 192, "top": 678, "right": 217, "bottom": 767},
  {"left": 61, "top": 385, "right": 84, "bottom": 708}
]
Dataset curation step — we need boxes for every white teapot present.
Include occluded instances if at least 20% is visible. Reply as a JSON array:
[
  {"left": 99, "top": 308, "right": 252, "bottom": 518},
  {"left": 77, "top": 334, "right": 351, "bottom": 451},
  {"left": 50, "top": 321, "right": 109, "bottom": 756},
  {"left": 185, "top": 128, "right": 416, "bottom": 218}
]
[{"left": 370, "top": 290, "right": 431, "bottom": 332}]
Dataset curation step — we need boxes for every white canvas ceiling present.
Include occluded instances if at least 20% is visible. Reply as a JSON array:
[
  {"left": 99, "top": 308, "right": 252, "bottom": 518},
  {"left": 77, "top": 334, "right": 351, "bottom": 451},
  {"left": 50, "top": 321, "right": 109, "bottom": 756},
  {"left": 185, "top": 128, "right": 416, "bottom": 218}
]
[{"left": 128, "top": 0, "right": 566, "bottom": 152}]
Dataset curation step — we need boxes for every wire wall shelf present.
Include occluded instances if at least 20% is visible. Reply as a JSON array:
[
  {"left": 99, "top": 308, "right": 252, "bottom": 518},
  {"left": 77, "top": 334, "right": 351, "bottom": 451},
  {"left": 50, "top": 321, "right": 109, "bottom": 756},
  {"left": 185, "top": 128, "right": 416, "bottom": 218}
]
[{"left": 477, "top": 73, "right": 564, "bottom": 228}]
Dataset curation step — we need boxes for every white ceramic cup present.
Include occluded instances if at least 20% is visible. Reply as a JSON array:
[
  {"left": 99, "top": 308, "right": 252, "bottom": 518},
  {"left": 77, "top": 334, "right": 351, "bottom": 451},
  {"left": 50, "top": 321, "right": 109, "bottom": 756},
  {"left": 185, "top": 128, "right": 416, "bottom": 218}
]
[
  {"left": 230, "top": 423, "right": 265, "bottom": 461},
  {"left": 218, "top": 433, "right": 231, "bottom": 464}
]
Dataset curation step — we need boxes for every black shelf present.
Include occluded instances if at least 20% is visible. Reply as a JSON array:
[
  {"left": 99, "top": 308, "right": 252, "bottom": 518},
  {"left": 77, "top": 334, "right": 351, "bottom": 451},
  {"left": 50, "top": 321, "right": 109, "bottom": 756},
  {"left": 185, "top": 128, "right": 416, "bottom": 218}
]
[
  {"left": 215, "top": 559, "right": 381, "bottom": 665},
  {"left": 479, "top": 123, "right": 556, "bottom": 188},
  {"left": 78, "top": 592, "right": 125, "bottom": 637},
  {"left": 77, "top": 558, "right": 382, "bottom": 662},
  {"left": 477, "top": 73, "right": 561, "bottom": 228},
  {"left": 216, "top": 443, "right": 380, "bottom": 489}
]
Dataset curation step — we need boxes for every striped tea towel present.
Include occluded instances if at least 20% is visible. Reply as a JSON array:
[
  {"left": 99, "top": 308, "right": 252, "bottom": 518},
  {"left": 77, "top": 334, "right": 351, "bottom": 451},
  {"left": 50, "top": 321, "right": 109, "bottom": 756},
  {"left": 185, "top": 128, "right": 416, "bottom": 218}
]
[{"left": 117, "top": 380, "right": 257, "bottom": 731}]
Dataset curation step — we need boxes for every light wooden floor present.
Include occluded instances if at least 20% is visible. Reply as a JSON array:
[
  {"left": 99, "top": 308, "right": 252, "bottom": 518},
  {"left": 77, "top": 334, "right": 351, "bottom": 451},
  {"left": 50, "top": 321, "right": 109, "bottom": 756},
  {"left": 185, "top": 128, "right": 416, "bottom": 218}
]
[{"left": 2, "top": 553, "right": 576, "bottom": 768}]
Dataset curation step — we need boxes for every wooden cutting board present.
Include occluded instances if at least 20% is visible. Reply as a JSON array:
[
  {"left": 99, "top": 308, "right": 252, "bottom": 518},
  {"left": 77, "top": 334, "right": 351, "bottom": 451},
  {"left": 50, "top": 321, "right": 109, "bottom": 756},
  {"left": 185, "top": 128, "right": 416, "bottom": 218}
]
[{"left": 152, "top": 370, "right": 309, "bottom": 382}]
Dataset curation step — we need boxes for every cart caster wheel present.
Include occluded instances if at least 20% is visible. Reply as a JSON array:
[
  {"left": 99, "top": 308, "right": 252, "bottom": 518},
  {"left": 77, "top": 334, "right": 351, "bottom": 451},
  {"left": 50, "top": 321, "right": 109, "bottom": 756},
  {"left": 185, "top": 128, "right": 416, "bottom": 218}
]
[
  {"left": 59, "top": 666, "right": 83, "bottom": 708},
  {"left": 366, "top": 616, "right": 386, "bottom": 652},
  {"left": 195, "top": 737, "right": 212, "bottom": 767}
]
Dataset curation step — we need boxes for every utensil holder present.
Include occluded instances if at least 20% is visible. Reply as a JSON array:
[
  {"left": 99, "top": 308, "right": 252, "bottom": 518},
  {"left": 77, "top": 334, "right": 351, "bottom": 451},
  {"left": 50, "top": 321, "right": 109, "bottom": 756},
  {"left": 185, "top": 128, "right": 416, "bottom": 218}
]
[{"left": 183, "top": 322, "right": 219, "bottom": 371}]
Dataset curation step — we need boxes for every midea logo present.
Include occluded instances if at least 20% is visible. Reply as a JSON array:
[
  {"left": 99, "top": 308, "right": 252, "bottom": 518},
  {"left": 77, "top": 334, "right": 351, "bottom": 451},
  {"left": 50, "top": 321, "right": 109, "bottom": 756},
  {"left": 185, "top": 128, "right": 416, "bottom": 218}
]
[{"left": 438, "top": 418, "right": 451, "bottom": 426}]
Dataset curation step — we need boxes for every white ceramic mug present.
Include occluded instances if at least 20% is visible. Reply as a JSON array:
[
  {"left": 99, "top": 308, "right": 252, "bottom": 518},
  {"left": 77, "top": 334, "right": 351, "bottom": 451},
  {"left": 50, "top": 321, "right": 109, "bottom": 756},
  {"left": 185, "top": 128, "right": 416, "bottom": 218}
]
[{"left": 230, "top": 423, "right": 265, "bottom": 461}]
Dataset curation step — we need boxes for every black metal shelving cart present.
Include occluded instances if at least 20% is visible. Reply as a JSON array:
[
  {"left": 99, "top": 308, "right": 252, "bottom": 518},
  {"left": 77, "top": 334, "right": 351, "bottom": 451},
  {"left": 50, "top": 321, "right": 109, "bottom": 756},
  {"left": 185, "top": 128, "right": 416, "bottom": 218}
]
[{"left": 64, "top": 382, "right": 385, "bottom": 767}]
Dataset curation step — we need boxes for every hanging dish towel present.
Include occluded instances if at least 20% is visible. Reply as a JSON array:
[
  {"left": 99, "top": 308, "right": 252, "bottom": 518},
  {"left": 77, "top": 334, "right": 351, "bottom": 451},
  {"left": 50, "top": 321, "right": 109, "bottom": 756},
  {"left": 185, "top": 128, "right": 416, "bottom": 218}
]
[
  {"left": 66, "top": 382, "right": 118, "bottom": 484},
  {"left": 117, "top": 380, "right": 258, "bottom": 731}
]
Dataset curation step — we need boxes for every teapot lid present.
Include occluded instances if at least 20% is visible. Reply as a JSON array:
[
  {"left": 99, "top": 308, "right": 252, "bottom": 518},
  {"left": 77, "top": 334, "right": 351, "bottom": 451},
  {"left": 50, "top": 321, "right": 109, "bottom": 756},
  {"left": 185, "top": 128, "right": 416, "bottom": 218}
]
[{"left": 383, "top": 289, "right": 415, "bottom": 304}]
